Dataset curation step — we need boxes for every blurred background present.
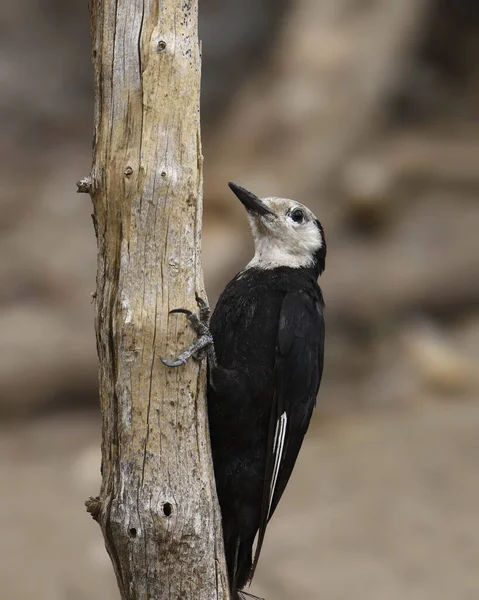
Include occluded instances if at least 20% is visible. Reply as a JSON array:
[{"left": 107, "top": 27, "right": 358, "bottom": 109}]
[{"left": 2, "top": 0, "right": 479, "bottom": 598}]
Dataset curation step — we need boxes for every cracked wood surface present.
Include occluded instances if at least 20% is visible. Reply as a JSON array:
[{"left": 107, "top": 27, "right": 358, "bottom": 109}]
[{"left": 87, "top": 0, "right": 230, "bottom": 598}]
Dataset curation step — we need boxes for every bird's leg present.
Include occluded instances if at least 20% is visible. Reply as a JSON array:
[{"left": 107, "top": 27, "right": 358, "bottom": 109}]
[
  {"left": 193, "top": 295, "right": 217, "bottom": 365},
  {"left": 195, "top": 294, "right": 211, "bottom": 324},
  {"left": 160, "top": 294, "right": 217, "bottom": 368}
]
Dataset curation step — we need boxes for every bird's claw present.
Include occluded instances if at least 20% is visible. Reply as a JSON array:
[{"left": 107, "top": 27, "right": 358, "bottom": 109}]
[
  {"left": 169, "top": 308, "right": 193, "bottom": 317},
  {"left": 161, "top": 296, "right": 216, "bottom": 368},
  {"left": 160, "top": 356, "right": 188, "bottom": 368}
]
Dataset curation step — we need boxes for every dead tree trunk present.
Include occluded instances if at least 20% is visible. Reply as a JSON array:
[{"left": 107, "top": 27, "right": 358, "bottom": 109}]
[{"left": 83, "top": 1, "right": 230, "bottom": 598}]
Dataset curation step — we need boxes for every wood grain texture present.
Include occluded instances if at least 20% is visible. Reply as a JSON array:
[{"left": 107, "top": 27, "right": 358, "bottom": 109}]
[{"left": 86, "top": 1, "right": 230, "bottom": 598}]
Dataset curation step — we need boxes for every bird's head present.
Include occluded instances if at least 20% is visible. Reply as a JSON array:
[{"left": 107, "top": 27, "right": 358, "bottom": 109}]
[{"left": 228, "top": 182, "right": 326, "bottom": 275}]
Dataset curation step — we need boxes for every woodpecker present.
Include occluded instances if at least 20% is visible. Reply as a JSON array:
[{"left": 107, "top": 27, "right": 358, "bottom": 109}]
[{"left": 162, "top": 182, "right": 326, "bottom": 599}]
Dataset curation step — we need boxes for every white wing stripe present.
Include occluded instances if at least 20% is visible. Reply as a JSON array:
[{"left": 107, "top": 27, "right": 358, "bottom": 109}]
[
  {"left": 272, "top": 415, "right": 280, "bottom": 453},
  {"left": 268, "top": 411, "right": 287, "bottom": 516}
]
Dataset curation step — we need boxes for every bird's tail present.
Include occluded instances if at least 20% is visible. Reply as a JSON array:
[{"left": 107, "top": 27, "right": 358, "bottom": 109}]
[
  {"left": 239, "top": 591, "right": 265, "bottom": 600},
  {"left": 224, "top": 528, "right": 256, "bottom": 600}
]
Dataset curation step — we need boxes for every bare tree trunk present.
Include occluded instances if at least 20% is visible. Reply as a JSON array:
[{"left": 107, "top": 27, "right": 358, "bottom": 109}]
[{"left": 83, "top": 1, "right": 230, "bottom": 598}]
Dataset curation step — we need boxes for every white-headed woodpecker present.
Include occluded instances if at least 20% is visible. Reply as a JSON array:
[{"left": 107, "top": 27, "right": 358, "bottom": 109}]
[{"left": 162, "top": 182, "right": 326, "bottom": 599}]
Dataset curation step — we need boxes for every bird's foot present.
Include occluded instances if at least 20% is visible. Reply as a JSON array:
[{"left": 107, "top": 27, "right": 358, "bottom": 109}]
[{"left": 160, "top": 294, "right": 216, "bottom": 368}]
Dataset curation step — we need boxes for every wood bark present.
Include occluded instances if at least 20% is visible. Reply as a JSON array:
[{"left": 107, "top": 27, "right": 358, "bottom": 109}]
[{"left": 85, "top": 1, "right": 230, "bottom": 599}]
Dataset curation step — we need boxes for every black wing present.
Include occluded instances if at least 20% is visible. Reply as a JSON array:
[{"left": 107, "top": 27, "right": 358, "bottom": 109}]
[{"left": 250, "top": 290, "right": 325, "bottom": 579}]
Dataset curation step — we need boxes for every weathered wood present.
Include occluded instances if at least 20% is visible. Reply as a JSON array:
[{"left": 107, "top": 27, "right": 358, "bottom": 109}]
[{"left": 86, "top": 1, "right": 230, "bottom": 598}]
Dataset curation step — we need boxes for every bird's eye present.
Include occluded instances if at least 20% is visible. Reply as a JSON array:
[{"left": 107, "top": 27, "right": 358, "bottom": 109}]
[{"left": 290, "top": 208, "right": 304, "bottom": 223}]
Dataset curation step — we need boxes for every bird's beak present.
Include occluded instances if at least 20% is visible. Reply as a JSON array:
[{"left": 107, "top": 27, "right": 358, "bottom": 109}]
[{"left": 228, "top": 182, "right": 275, "bottom": 217}]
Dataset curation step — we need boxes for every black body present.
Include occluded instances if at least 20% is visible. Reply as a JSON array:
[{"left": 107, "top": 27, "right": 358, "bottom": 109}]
[{"left": 208, "top": 265, "right": 325, "bottom": 597}]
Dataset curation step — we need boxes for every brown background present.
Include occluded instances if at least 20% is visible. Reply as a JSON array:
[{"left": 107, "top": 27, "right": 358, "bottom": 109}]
[{"left": 1, "top": 1, "right": 479, "bottom": 599}]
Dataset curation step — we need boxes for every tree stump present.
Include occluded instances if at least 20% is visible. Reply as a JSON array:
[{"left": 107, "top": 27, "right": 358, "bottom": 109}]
[{"left": 85, "top": 1, "right": 230, "bottom": 598}]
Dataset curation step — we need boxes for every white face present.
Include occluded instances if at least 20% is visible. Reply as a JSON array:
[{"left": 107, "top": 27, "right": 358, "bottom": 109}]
[{"left": 246, "top": 196, "right": 324, "bottom": 270}]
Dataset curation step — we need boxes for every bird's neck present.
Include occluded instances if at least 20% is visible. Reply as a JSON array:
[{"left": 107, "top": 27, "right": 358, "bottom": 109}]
[{"left": 246, "top": 239, "right": 315, "bottom": 271}]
